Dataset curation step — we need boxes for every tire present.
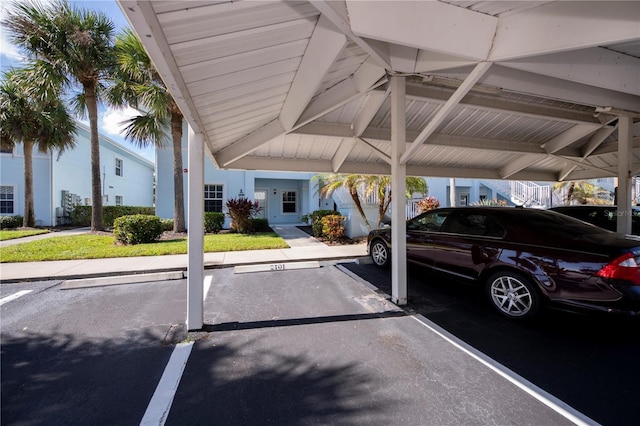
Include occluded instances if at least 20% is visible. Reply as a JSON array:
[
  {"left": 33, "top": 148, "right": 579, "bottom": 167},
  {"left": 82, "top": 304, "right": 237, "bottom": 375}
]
[
  {"left": 370, "top": 239, "right": 390, "bottom": 268},
  {"left": 485, "top": 271, "right": 541, "bottom": 320}
]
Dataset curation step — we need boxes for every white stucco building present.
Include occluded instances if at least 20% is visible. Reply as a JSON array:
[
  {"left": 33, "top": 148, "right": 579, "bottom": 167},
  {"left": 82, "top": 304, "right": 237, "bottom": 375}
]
[{"left": 0, "top": 122, "right": 155, "bottom": 226}]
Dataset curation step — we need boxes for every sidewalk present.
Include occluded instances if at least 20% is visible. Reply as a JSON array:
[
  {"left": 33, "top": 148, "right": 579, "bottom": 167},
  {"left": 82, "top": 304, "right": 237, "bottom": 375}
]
[{"left": 0, "top": 225, "right": 368, "bottom": 283}]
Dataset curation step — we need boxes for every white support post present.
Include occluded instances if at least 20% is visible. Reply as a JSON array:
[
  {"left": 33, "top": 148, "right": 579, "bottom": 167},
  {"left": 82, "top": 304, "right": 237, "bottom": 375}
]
[
  {"left": 617, "top": 116, "right": 633, "bottom": 234},
  {"left": 390, "top": 75, "right": 407, "bottom": 305},
  {"left": 187, "top": 127, "right": 204, "bottom": 330}
]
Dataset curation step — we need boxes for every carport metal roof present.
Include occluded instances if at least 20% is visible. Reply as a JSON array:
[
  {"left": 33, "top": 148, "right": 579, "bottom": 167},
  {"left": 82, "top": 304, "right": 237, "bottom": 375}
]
[
  {"left": 120, "top": 0, "right": 640, "bottom": 181},
  {"left": 118, "top": 0, "right": 640, "bottom": 330}
]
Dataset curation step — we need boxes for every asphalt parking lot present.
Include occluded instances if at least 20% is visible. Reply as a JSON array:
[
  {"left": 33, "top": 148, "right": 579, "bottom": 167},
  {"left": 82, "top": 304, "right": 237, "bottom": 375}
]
[
  {"left": 2, "top": 260, "right": 634, "bottom": 425},
  {"left": 343, "top": 262, "right": 640, "bottom": 426}
]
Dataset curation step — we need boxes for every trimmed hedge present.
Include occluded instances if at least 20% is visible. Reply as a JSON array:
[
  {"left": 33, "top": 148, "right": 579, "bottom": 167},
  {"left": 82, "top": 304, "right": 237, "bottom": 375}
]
[
  {"left": 72, "top": 206, "right": 155, "bottom": 227},
  {"left": 204, "top": 212, "right": 225, "bottom": 234},
  {"left": 250, "top": 218, "right": 270, "bottom": 232},
  {"left": 311, "top": 209, "right": 341, "bottom": 237},
  {"left": 160, "top": 219, "right": 174, "bottom": 232},
  {"left": 0, "top": 215, "right": 23, "bottom": 229},
  {"left": 113, "top": 214, "right": 163, "bottom": 245}
]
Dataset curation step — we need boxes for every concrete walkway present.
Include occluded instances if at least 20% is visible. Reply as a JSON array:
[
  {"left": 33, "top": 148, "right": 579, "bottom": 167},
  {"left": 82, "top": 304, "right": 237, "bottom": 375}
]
[{"left": 0, "top": 225, "right": 368, "bottom": 283}]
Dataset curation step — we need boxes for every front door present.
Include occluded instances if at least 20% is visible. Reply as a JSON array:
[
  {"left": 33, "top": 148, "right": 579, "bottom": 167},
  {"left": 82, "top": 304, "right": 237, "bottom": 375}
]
[{"left": 254, "top": 188, "right": 268, "bottom": 219}]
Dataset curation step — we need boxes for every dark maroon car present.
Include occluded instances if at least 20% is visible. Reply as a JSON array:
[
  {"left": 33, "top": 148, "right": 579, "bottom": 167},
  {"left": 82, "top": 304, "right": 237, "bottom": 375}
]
[{"left": 367, "top": 206, "right": 640, "bottom": 320}]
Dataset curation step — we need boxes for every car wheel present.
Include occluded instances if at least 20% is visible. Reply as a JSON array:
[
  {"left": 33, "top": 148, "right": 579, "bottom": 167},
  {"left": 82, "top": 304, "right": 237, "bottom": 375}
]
[
  {"left": 485, "top": 271, "right": 540, "bottom": 320},
  {"left": 370, "top": 239, "right": 390, "bottom": 268}
]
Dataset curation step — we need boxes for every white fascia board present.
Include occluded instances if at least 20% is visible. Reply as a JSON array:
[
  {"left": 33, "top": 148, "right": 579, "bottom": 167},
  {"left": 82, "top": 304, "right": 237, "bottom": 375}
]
[
  {"left": 293, "top": 60, "right": 386, "bottom": 129},
  {"left": 501, "top": 48, "right": 640, "bottom": 97},
  {"left": 117, "top": 1, "right": 203, "bottom": 134},
  {"left": 280, "top": 15, "right": 347, "bottom": 131},
  {"left": 490, "top": 1, "right": 640, "bottom": 61},
  {"left": 541, "top": 123, "right": 603, "bottom": 154},
  {"left": 500, "top": 154, "right": 543, "bottom": 178},
  {"left": 214, "top": 119, "right": 286, "bottom": 167},
  {"left": 347, "top": 0, "right": 497, "bottom": 61}
]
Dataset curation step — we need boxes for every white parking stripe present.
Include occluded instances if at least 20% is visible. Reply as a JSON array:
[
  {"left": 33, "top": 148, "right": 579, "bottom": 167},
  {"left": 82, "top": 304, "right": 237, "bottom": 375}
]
[
  {"left": 0, "top": 290, "right": 32, "bottom": 306},
  {"left": 140, "top": 342, "right": 194, "bottom": 426},
  {"left": 204, "top": 275, "right": 212, "bottom": 301},
  {"left": 411, "top": 314, "right": 598, "bottom": 426}
]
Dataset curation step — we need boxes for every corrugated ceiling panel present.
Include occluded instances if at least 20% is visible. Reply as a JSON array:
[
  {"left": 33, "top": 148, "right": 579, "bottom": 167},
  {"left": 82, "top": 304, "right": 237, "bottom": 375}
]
[
  {"left": 156, "top": 1, "right": 319, "bottom": 45},
  {"left": 172, "top": 18, "right": 316, "bottom": 67}
]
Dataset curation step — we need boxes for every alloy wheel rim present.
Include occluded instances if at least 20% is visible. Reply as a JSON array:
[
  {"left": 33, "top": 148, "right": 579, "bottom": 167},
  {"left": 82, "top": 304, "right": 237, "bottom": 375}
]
[
  {"left": 372, "top": 243, "right": 387, "bottom": 265},
  {"left": 490, "top": 276, "right": 532, "bottom": 316}
]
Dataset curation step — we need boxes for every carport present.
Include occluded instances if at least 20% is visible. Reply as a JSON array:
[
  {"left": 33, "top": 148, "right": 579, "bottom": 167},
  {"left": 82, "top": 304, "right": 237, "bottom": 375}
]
[{"left": 118, "top": 0, "right": 640, "bottom": 330}]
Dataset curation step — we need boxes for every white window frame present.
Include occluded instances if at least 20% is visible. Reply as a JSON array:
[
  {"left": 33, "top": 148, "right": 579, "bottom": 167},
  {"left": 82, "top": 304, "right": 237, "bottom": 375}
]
[
  {"left": 281, "top": 190, "right": 297, "bottom": 215},
  {"left": 204, "top": 183, "right": 224, "bottom": 213},
  {"left": 0, "top": 185, "right": 15, "bottom": 214},
  {"left": 115, "top": 158, "right": 123, "bottom": 177},
  {"left": 115, "top": 195, "right": 123, "bottom": 206}
]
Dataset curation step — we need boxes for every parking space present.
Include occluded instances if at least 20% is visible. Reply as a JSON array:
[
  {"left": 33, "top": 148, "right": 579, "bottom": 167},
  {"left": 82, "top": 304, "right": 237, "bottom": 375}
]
[
  {"left": 2, "top": 262, "right": 610, "bottom": 425},
  {"left": 342, "top": 262, "right": 640, "bottom": 426}
]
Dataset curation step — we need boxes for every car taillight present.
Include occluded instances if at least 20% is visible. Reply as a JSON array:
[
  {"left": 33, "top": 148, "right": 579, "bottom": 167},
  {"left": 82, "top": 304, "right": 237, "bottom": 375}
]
[{"left": 596, "top": 253, "right": 640, "bottom": 285}]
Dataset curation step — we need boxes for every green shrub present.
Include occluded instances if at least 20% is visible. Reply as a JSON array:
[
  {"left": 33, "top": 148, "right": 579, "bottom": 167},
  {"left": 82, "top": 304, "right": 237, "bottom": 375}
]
[
  {"left": 0, "top": 215, "right": 23, "bottom": 229},
  {"left": 113, "top": 214, "right": 163, "bottom": 245},
  {"left": 204, "top": 212, "right": 225, "bottom": 234},
  {"left": 72, "top": 206, "right": 155, "bottom": 227},
  {"left": 311, "top": 209, "right": 340, "bottom": 237},
  {"left": 250, "top": 218, "right": 270, "bottom": 232},
  {"left": 160, "top": 219, "right": 174, "bottom": 232},
  {"left": 226, "top": 198, "right": 260, "bottom": 234},
  {"left": 321, "top": 214, "right": 345, "bottom": 240}
]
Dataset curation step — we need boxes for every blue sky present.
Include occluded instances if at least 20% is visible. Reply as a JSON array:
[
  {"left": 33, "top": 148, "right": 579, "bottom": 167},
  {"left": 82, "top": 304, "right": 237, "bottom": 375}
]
[{"left": 0, "top": 0, "right": 156, "bottom": 162}]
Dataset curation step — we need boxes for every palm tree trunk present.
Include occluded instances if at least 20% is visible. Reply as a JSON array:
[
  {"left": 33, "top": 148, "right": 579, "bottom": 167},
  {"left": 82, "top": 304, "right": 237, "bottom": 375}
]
[
  {"left": 349, "top": 186, "right": 371, "bottom": 231},
  {"left": 23, "top": 139, "right": 35, "bottom": 227},
  {"left": 85, "top": 84, "right": 104, "bottom": 231},
  {"left": 171, "top": 112, "right": 186, "bottom": 232}
]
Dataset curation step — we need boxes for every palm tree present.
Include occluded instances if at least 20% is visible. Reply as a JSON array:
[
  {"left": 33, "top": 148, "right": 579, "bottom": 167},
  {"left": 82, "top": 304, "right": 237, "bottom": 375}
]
[
  {"left": 315, "top": 173, "right": 428, "bottom": 230},
  {"left": 315, "top": 174, "right": 372, "bottom": 230},
  {"left": 107, "top": 28, "right": 186, "bottom": 232},
  {"left": 361, "top": 175, "right": 427, "bottom": 227},
  {"left": 0, "top": 67, "right": 76, "bottom": 227},
  {"left": 553, "top": 180, "right": 611, "bottom": 205},
  {"left": 3, "top": 0, "right": 116, "bottom": 231}
]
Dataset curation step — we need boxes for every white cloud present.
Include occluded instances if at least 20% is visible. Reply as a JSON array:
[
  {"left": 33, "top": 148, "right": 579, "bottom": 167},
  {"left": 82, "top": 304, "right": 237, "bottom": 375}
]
[{"left": 101, "top": 106, "right": 139, "bottom": 137}]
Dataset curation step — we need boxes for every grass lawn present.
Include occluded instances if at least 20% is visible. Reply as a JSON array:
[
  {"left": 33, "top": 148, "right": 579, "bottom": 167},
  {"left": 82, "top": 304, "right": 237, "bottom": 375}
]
[
  {"left": 0, "top": 232, "right": 289, "bottom": 263},
  {"left": 0, "top": 229, "right": 50, "bottom": 241}
]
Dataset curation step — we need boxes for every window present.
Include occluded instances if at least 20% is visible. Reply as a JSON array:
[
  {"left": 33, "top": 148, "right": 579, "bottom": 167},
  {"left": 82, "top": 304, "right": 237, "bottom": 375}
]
[
  {"left": 282, "top": 191, "right": 297, "bottom": 213},
  {"left": 1, "top": 146, "right": 13, "bottom": 154},
  {"left": 115, "top": 158, "right": 123, "bottom": 177},
  {"left": 204, "top": 184, "right": 224, "bottom": 212},
  {"left": 446, "top": 213, "right": 505, "bottom": 237},
  {"left": 115, "top": 195, "right": 123, "bottom": 206},
  {"left": 408, "top": 210, "right": 451, "bottom": 232},
  {"left": 0, "top": 186, "right": 15, "bottom": 214}
]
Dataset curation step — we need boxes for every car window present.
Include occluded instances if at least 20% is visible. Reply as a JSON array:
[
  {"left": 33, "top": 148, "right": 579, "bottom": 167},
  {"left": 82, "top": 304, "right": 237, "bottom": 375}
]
[
  {"left": 524, "top": 210, "right": 610, "bottom": 238},
  {"left": 408, "top": 210, "right": 450, "bottom": 232},
  {"left": 444, "top": 213, "right": 505, "bottom": 237}
]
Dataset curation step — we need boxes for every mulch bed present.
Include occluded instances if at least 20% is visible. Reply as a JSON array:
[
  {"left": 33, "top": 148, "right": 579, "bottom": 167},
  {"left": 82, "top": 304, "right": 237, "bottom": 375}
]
[{"left": 296, "top": 226, "right": 366, "bottom": 246}]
